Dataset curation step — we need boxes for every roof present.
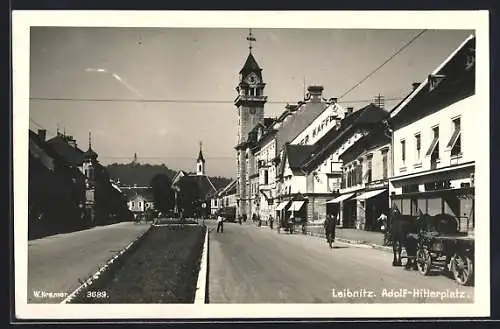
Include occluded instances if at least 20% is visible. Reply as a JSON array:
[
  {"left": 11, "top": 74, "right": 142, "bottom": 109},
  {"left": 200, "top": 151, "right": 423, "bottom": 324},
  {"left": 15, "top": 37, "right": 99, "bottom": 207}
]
[
  {"left": 46, "top": 134, "right": 85, "bottom": 166},
  {"left": 275, "top": 100, "right": 329, "bottom": 154},
  {"left": 176, "top": 175, "right": 218, "bottom": 200},
  {"left": 239, "top": 52, "right": 262, "bottom": 74},
  {"left": 285, "top": 144, "right": 316, "bottom": 169},
  {"left": 301, "top": 103, "right": 388, "bottom": 172},
  {"left": 123, "top": 187, "right": 154, "bottom": 202},
  {"left": 29, "top": 130, "right": 58, "bottom": 171},
  {"left": 217, "top": 179, "right": 237, "bottom": 197},
  {"left": 390, "top": 34, "right": 475, "bottom": 118},
  {"left": 197, "top": 149, "right": 205, "bottom": 162},
  {"left": 83, "top": 147, "right": 98, "bottom": 160}
]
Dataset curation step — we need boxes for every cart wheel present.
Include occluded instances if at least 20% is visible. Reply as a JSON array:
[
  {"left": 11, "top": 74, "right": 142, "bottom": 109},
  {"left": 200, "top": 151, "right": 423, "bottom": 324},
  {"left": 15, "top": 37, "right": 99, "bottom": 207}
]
[
  {"left": 416, "top": 247, "right": 432, "bottom": 276},
  {"left": 450, "top": 253, "right": 474, "bottom": 286}
]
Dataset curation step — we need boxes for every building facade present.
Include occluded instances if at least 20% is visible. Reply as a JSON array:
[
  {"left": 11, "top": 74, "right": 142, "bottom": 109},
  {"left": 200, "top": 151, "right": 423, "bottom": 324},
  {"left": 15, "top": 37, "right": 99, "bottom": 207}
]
[
  {"left": 234, "top": 47, "right": 267, "bottom": 220},
  {"left": 338, "top": 128, "right": 391, "bottom": 230},
  {"left": 388, "top": 35, "right": 476, "bottom": 234}
]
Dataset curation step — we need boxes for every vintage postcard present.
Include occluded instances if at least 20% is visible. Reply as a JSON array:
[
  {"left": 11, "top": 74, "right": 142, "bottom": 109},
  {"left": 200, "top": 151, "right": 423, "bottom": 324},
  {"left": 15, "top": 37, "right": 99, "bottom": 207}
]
[{"left": 13, "top": 10, "right": 490, "bottom": 320}]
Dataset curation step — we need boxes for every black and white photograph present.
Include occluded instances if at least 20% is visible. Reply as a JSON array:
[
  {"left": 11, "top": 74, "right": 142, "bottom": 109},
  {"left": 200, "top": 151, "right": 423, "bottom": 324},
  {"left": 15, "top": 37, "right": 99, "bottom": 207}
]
[{"left": 13, "top": 11, "right": 490, "bottom": 319}]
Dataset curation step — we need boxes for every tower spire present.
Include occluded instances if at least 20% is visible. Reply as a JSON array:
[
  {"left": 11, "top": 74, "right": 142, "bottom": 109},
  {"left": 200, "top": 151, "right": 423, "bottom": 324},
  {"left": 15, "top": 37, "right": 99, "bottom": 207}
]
[
  {"left": 246, "top": 28, "right": 256, "bottom": 53},
  {"left": 88, "top": 130, "right": 92, "bottom": 150}
]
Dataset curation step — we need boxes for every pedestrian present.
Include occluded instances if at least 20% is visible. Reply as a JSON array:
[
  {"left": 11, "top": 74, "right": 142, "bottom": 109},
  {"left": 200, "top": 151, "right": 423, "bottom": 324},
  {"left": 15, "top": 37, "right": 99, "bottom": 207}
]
[
  {"left": 324, "top": 214, "right": 336, "bottom": 248},
  {"left": 216, "top": 214, "right": 224, "bottom": 233},
  {"left": 377, "top": 212, "right": 388, "bottom": 232},
  {"left": 269, "top": 215, "right": 274, "bottom": 229}
]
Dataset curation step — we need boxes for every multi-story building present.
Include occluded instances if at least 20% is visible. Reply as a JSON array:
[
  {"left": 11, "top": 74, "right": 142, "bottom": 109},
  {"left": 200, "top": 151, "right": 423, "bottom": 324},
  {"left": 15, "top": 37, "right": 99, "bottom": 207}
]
[
  {"left": 338, "top": 122, "right": 391, "bottom": 230},
  {"left": 388, "top": 34, "right": 476, "bottom": 234},
  {"left": 307, "top": 103, "right": 389, "bottom": 228}
]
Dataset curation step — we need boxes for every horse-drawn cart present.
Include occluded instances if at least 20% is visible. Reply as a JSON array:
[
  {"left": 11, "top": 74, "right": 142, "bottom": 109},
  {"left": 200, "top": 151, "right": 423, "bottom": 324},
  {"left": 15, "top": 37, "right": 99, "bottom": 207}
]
[
  {"left": 389, "top": 210, "right": 475, "bottom": 286},
  {"left": 413, "top": 232, "right": 474, "bottom": 286}
]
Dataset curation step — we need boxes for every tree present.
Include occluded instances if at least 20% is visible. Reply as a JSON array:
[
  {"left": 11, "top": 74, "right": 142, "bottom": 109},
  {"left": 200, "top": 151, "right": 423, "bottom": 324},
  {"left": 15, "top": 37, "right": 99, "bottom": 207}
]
[{"left": 150, "top": 174, "right": 175, "bottom": 214}]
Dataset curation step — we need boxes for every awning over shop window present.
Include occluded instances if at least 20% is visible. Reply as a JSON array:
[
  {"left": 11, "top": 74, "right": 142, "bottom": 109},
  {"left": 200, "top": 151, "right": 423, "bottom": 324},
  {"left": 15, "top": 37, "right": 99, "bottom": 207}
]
[
  {"left": 355, "top": 189, "right": 386, "bottom": 200},
  {"left": 289, "top": 201, "right": 305, "bottom": 211},
  {"left": 275, "top": 201, "right": 290, "bottom": 211},
  {"left": 326, "top": 193, "right": 354, "bottom": 204}
]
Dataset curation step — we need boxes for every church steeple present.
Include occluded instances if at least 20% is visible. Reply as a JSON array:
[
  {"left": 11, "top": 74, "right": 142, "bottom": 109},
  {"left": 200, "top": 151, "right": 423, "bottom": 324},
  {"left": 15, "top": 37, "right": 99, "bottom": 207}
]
[
  {"left": 83, "top": 130, "right": 98, "bottom": 161},
  {"left": 196, "top": 141, "right": 205, "bottom": 176}
]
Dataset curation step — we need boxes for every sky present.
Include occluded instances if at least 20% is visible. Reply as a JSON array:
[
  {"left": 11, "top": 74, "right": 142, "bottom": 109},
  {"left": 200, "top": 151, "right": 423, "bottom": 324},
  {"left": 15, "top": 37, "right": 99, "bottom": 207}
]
[{"left": 29, "top": 27, "right": 473, "bottom": 178}]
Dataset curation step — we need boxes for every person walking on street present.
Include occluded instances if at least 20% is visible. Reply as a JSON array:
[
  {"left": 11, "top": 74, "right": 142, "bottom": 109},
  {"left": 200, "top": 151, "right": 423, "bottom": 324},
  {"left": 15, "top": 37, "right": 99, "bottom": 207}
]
[
  {"left": 216, "top": 214, "right": 224, "bottom": 233},
  {"left": 324, "top": 214, "right": 336, "bottom": 248}
]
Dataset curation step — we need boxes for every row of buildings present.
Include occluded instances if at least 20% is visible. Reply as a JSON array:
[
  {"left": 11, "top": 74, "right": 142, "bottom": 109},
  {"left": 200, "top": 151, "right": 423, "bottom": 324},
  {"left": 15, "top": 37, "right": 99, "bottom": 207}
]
[
  {"left": 216, "top": 33, "right": 476, "bottom": 234},
  {"left": 28, "top": 129, "right": 133, "bottom": 239}
]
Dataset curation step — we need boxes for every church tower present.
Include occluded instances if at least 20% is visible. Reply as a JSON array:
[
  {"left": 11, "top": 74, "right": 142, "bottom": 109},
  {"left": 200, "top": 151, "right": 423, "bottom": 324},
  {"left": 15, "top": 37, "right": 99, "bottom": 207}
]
[
  {"left": 234, "top": 29, "right": 267, "bottom": 220},
  {"left": 82, "top": 131, "right": 98, "bottom": 223},
  {"left": 196, "top": 141, "right": 206, "bottom": 176}
]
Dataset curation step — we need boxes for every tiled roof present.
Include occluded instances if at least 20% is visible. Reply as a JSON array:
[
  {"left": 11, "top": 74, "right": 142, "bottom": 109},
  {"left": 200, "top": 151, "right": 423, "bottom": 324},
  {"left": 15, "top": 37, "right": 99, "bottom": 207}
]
[
  {"left": 46, "top": 135, "right": 85, "bottom": 166},
  {"left": 275, "top": 101, "right": 329, "bottom": 154},
  {"left": 285, "top": 144, "right": 316, "bottom": 169},
  {"left": 301, "top": 104, "right": 388, "bottom": 172},
  {"left": 217, "top": 179, "right": 237, "bottom": 197}
]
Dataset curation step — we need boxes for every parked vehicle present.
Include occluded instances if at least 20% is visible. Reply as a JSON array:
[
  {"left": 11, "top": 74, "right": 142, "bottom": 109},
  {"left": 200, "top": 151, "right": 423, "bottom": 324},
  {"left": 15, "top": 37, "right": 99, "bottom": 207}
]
[{"left": 389, "top": 199, "right": 474, "bottom": 286}]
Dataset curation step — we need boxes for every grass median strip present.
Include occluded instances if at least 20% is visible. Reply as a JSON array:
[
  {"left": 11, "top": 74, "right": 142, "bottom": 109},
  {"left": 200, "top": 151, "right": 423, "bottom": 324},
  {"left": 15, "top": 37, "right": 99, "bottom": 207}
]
[{"left": 70, "top": 225, "right": 206, "bottom": 303}]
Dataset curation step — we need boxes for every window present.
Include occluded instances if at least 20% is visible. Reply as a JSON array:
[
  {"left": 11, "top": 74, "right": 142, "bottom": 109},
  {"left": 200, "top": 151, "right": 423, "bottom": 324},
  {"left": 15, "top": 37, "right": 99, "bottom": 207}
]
[
  {"left": 382, "top": 149, "right": 388, "bottom": 179},
  {"left": 448, "top": 117, "right": 462, "bottom": 156},
  {"left": 304, "top": 135, "right": 309, "bottom": 144},
  {"left": 427, "top": 126, "right": 440, "bottom": 157},
  {"left": 428, "top": 126, "right": 440, "bottom": 168},
  {"left": 357, "top": 161, "right": 363, "bottom": 185},
  {"left": 400, "top": 140, "right": 406, "bottom": 164},
  {"left": 264, "top": 170, "right": 269, "bottom": 185},
  {"left": 366, "top": 156, "right": 373, "bottom": 183},
  {"left": 415, "top": 133, "right": 421, "bottom": 161},
  {"left": 131, "top": 201, "right": 135, "bottom": 208}
]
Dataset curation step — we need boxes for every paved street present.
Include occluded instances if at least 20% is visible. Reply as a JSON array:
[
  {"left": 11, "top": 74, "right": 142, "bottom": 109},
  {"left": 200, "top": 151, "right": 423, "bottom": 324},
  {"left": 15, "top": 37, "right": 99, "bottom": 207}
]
[
  {"left": 207, "top": 220, "right": 474, "bottom": 303},
  {"left": 28, "top": 222, "right": 150, "bottom": 303}
]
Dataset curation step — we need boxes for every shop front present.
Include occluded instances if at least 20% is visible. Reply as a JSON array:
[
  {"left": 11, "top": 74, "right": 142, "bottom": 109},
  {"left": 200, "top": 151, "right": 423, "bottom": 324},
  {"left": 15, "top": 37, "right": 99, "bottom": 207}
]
[
  {"left": 389, "top": 164, "right": 475, "bottom": 234},
  {"left": 326, "top": 193, "right": 355, "bottom": 227},
  {"left": 354, "top": 188, "right": 388, "bottom": 231}
]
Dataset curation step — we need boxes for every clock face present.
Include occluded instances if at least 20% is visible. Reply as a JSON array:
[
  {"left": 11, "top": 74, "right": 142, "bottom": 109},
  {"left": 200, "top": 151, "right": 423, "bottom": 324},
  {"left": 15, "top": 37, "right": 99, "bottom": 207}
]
[{"left": 246, "top": 74, "right": 259, "bottom": 84}]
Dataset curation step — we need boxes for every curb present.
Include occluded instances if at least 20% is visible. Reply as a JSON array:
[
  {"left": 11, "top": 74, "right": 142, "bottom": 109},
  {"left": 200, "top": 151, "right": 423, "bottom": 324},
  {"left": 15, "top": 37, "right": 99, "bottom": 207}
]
[
  {"left": 194, "top": 227, "right": 209, "bottom": 304},
  {"left": 60, "top": 225, "right": 152, "bottom": 304}
]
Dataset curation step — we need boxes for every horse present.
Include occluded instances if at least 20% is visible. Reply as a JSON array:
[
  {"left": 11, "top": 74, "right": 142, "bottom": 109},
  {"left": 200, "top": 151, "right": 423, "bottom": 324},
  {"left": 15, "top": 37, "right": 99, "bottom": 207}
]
[{"left": 390, "top": 210, "right": 459, "bottom": 268}]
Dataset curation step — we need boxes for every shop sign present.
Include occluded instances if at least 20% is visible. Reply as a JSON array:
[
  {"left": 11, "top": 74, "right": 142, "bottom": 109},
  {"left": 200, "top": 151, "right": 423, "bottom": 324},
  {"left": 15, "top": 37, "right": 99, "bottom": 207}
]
[{"left": 424, "top": 179, "right": 451, "bottom": 191}]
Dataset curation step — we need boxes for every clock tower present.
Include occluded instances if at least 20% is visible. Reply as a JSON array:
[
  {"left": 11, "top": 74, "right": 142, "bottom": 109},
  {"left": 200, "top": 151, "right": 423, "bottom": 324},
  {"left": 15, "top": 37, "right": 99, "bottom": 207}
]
[{"left": 234, "top": 29, "right": 267, "bottom": 220}]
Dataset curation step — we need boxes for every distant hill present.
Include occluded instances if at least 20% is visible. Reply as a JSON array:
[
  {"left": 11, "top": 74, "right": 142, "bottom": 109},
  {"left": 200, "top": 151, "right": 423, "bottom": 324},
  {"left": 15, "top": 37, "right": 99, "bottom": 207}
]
[{"left": 106, "top": 162, "right": 232, "bottom": 189}]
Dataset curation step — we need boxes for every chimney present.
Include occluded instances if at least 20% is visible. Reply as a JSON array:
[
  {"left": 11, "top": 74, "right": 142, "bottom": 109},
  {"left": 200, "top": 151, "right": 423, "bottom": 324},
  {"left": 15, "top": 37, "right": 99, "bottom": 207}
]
[
  {"left": 37, "top": 129, "right": 46, "bottom": 142},
  {"left": 329, "top": 97, "right": 338, "bottom": 104},
  {"left": 285, "top": 103, "right": 299, "bottom": 112},
  {"left": 412, "top": 82, "right": 420, "bottom": 90},
  {"left": 66, "top": 136, "right": 77, "bottom": 148},
  {"left": 347, "top": 107, "right": 354, "bottom": 114},
  {"left": 307, "top": 85, "right": 324, "bottom": 102}
]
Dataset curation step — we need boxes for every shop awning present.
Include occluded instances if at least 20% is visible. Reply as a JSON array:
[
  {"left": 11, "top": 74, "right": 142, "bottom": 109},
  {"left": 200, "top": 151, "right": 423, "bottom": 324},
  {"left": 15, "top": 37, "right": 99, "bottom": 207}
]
[
  {"left": 326, "top": 193, "right": 354, "bottom": 204},
  {"left": 289, "top": 201, "right": 305, "bottom": 211},
  {"left": 355, "top": 189, "right": 386, "bottom": 200},
  {"left": 275, "top": 201, "right": 290, "bottom": 211}
]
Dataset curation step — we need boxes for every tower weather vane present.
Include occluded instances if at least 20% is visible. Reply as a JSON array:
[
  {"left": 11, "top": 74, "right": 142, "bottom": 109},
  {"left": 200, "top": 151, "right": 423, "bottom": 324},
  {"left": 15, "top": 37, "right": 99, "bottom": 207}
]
[{"left": 246, "top": 28, "right": 256, "bottom": 53}]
